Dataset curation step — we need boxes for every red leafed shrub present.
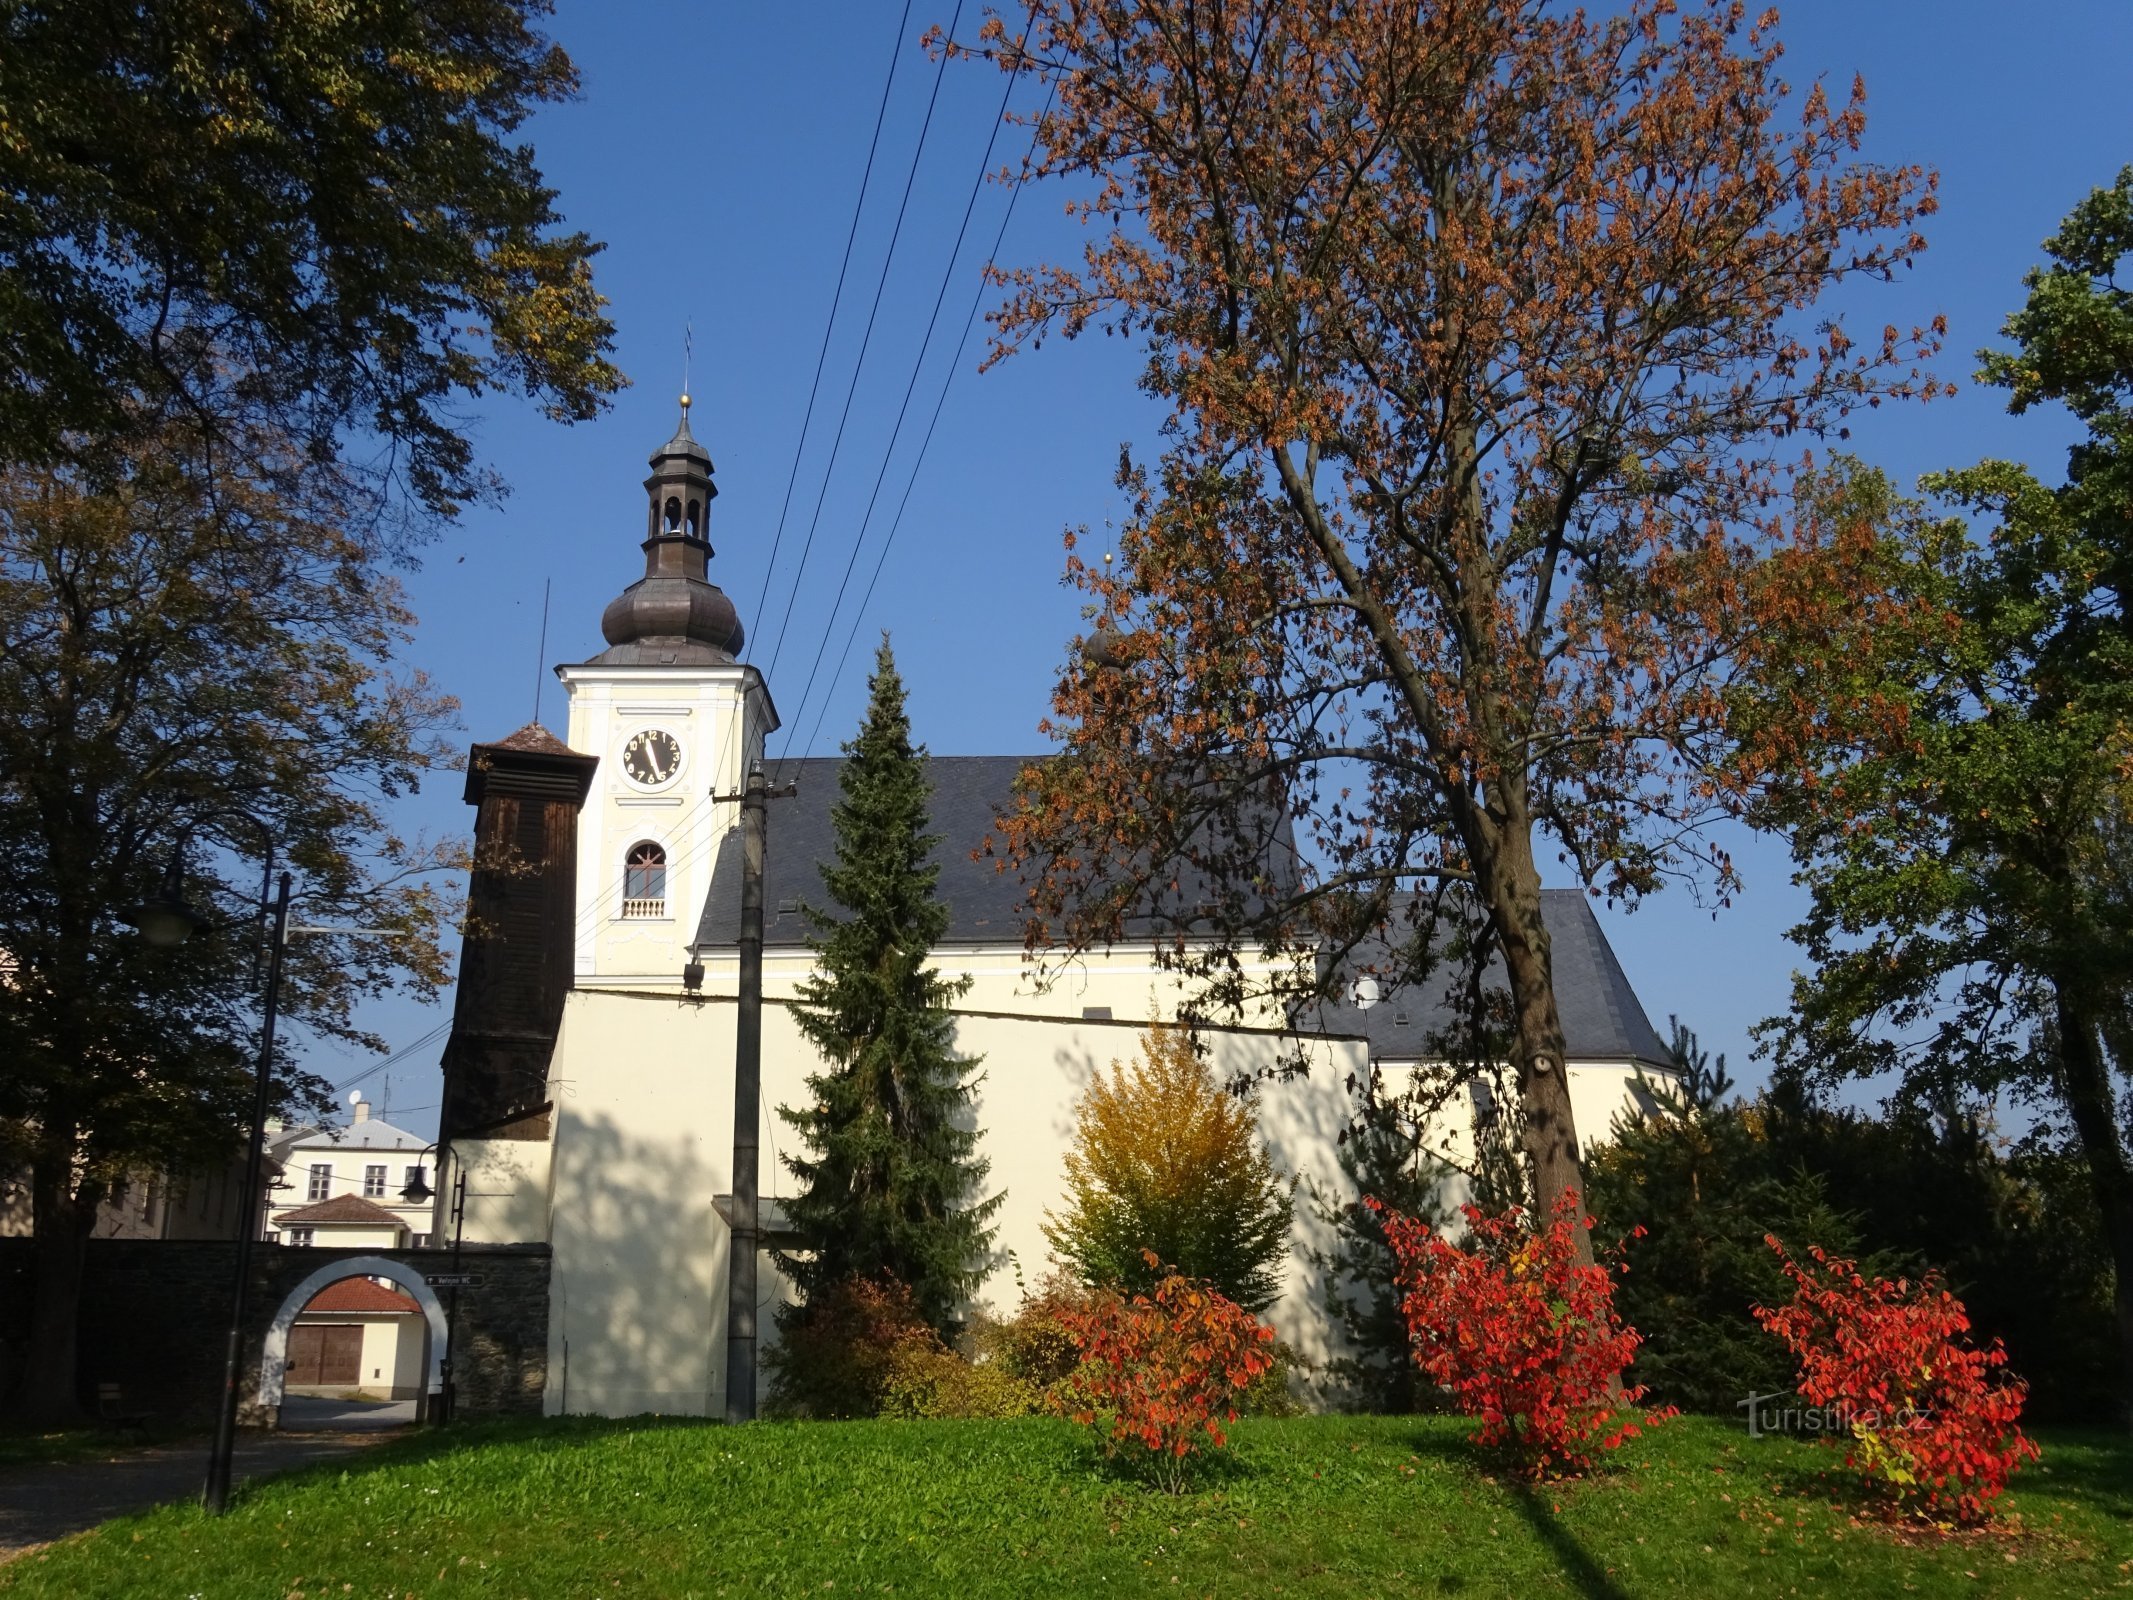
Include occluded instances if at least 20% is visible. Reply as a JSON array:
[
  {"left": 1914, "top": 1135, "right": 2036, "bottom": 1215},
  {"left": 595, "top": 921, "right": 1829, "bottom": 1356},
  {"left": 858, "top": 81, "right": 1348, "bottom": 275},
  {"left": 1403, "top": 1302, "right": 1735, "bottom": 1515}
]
[
  {"left": 1054, "top": 1257, "right": 1277, "bottom": 1493},
  {"left": 1753, "top": 1238, "right": 2038, "bottom": 1525},
  {"left": 1372, "top": 1190, "right": 1667, "bottom": 1477}
]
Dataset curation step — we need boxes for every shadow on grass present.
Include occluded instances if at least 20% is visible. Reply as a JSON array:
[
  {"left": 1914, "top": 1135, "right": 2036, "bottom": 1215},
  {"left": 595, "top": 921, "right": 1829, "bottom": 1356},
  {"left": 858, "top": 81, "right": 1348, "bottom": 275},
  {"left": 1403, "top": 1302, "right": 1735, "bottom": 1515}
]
[{"left": 1394, "top": 1426, "right": 1633, "bottom": 1600}]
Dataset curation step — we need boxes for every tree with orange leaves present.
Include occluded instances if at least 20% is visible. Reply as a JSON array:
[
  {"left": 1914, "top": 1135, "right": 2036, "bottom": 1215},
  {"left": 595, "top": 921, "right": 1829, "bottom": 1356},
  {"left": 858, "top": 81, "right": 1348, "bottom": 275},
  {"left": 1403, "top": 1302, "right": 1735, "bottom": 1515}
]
[{"left": 953, "top": 0, "right": 1942, "bottom": 1256}]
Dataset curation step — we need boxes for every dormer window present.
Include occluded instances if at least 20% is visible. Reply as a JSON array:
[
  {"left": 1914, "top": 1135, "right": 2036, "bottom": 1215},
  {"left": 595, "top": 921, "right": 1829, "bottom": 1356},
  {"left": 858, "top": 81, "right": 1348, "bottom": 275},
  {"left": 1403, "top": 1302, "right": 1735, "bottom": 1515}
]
[{"left": 623, "top": 841, "right": 667, "bottom": 919}]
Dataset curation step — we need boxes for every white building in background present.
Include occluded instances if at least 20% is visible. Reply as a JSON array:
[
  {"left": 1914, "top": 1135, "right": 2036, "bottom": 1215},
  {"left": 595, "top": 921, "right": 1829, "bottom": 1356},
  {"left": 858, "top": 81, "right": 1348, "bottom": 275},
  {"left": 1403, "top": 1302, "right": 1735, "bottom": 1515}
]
[
  {"left": 264, "top": 1097, "right": 435, "bottom": 1247},
  {"left": 428, "top": 406, "right": 1677, "bottom": 1418}
]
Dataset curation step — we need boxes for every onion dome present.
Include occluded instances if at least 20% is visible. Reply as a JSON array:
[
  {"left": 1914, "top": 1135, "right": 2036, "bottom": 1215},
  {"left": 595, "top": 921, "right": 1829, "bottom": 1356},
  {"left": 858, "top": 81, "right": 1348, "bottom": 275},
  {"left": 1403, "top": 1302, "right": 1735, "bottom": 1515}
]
[{"left": 588, "top": 397, "right": 746, "bottom": 665}]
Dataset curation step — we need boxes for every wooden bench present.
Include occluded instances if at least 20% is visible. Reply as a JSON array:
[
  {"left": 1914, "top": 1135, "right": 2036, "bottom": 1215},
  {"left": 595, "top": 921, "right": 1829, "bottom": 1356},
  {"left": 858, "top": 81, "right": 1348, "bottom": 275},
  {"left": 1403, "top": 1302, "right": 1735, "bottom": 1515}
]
[{"left": 96, "top": 1382, "right": 150, "bottom": 1435}]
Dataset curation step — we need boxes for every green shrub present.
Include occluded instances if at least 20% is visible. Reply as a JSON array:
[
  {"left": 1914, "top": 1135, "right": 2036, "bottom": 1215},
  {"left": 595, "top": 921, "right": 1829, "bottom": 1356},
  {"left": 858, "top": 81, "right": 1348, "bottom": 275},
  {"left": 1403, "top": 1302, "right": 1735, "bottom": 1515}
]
[{"left": 768, "top": 1275, "right": 1041, "bottom": 1420}]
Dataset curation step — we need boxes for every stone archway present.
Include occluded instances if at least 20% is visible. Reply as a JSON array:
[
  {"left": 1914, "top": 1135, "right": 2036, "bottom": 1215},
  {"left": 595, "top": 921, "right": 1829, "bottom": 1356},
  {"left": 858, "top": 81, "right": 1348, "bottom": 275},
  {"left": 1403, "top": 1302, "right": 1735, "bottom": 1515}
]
[{"left": 258, "top": 1255, "right": 450, "bottom": 1423}]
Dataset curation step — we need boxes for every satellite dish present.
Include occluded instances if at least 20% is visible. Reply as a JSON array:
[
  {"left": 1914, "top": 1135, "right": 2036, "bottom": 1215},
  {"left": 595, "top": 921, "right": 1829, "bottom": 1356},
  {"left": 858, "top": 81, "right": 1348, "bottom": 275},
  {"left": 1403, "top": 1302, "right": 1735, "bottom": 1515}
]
[
  {"left": 1351, "top": 975, "right": 1382, "bottom": 1012},
  {"left": 347, "top": 1088, "right": 364, "bottom": 1105}
]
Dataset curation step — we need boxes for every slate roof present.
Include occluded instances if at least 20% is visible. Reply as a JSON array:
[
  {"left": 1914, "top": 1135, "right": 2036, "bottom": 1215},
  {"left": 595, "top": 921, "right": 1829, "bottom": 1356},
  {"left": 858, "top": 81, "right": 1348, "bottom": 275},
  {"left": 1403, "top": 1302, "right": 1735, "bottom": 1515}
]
[
  {"left": 487, "top": 721, "right": 581, "bottom": 757},
  {"left": 692, "top": 755, "right": 1299, "bottom": 949},
  {"left": 271, "top": 1193, "right": 409, "bottom": 1228},
  {"left": 1303, "top": 889, "right": 1670, "bottom": 1067},
  {"left": 683, "top": 758, "right": 1662, "bottom": 1066},
  {"left": 302, "top": 1278, "right": 423, "bottom": 1315}
]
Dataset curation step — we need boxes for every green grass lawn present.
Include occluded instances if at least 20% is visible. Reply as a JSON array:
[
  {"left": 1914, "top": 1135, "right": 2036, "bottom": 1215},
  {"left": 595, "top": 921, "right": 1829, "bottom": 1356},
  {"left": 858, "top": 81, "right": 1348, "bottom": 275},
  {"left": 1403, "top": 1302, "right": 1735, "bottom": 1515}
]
[{"left": 3, "top": 1413, "right": 2127, "bottom": 1598}]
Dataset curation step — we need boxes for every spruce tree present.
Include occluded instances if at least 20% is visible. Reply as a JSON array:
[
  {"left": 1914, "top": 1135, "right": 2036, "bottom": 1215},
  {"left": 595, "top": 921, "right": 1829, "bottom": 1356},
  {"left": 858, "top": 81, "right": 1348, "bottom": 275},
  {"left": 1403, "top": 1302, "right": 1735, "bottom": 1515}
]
[{"left": 774, "top": 638, "right": 1000, "bottom": 1333}]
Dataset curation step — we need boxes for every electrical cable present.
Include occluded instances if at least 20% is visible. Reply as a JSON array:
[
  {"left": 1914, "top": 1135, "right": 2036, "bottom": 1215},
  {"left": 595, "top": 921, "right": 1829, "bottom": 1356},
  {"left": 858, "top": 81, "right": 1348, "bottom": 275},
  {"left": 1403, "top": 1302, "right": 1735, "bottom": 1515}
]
[
  {"left": 755, "top": 0, "right": 967, "bottom": 687},
  {"left": 770, "top": 60, "right": 1021, "bottom": 772},
  {"left": 744, "top": 0, "right": 915, "bottom": 665},
  {"left": 789, "top": 81, "right": 1057, "bottom": 765}
]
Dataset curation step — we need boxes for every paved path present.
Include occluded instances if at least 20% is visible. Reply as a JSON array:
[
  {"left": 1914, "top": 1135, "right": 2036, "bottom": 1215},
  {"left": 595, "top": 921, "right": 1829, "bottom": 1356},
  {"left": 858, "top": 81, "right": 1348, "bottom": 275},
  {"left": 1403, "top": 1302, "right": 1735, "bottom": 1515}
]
[{"left": 0, "top": 1428, "right": 395, "bottom": 1560}]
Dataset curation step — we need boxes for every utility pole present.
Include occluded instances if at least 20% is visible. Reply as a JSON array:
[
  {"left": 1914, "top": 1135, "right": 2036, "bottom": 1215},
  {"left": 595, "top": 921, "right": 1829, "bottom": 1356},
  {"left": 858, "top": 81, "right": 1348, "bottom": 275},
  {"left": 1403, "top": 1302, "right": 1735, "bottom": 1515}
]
[{"left": 722, "top": 758, "right": 795, "bottom": 1423}]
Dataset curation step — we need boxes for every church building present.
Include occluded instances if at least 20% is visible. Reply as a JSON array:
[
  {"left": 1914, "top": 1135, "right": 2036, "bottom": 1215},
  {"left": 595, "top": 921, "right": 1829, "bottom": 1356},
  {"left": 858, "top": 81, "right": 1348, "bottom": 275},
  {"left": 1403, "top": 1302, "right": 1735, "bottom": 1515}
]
[{"left": 432, "top": 406, "right": 1677, "bottom": 1416}]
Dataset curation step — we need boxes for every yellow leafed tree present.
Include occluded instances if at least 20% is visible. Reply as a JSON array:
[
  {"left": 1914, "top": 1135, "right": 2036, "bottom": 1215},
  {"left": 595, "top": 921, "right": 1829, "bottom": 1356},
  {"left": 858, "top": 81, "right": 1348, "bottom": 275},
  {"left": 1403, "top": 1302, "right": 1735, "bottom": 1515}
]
[{"left": 1044, "top": 1025, "right": 1293, "bottom": 1312}]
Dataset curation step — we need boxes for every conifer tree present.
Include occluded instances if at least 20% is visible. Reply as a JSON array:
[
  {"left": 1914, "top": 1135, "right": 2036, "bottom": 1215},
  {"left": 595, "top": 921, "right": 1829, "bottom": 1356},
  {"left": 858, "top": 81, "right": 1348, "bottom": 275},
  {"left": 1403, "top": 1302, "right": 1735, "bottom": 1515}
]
[{"left": 774, "top": 639, "right": 1000, "bottom": 1333}]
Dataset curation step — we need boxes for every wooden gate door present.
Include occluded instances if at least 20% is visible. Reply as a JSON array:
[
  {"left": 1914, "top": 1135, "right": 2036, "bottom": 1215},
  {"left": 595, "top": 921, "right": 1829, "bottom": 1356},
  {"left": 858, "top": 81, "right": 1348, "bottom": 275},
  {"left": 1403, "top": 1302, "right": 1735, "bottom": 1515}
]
[
  {"left": 287, "top": 1324, "right": 363, "bottom": 1386},
  {"left": 287, "top": 1324, "right": 326, "bottom": 1386}
]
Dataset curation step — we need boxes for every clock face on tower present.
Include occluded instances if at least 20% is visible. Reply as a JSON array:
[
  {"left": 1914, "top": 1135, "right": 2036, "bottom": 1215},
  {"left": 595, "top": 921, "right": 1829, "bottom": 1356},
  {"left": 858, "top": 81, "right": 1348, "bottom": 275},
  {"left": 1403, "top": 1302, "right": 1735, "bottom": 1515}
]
[{"left": 620, "top": 728, "right": 683, "bottom": 789}]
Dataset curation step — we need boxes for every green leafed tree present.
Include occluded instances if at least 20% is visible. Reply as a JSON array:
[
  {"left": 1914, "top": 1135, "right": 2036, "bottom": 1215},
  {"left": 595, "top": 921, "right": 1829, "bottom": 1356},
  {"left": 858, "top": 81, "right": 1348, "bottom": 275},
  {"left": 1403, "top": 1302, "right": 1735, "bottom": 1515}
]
[
  {"left": 1044, "top": 1023, "right": 1295, "bottom": 1314},
  {"left": 0, "top": 0, "right": 623, "bottom": 520},
  {"left": 774, "top": 639, "right": 1002, "bottom": 1335},
  {"left": 1738, "top": 170, "right": 2133, "bottom": 1423},
  {"left": 0, "top": 416, "right": 459, "bottom": 1424}
]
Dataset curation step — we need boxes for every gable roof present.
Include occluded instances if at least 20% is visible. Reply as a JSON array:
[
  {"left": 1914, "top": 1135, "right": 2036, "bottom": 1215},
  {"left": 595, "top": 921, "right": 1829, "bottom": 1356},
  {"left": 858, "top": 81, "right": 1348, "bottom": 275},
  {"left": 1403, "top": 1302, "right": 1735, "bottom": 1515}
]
[
  {"left": 301, "top": 1278, "right": 423, "bottom": 1315},
  {"left": 1304, "top": 889, "right": 1670, "bottom": 1067},
  {"left": 272, "top": 1193, "right": 410, "bottom": 1228},
  {"left": 270, "top": 1115, "right": 428, "bottom": 1158},
  {"left": 691, "top": 755, "right": 1300, "bottom": 950}
]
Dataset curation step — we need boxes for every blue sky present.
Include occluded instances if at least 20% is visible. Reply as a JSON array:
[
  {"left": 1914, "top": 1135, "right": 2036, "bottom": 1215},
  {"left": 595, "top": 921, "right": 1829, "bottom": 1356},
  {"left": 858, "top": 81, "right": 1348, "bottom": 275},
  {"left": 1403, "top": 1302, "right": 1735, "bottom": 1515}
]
[{"left": 317, "top": 1, "right": 2133, "bottom": 1137}]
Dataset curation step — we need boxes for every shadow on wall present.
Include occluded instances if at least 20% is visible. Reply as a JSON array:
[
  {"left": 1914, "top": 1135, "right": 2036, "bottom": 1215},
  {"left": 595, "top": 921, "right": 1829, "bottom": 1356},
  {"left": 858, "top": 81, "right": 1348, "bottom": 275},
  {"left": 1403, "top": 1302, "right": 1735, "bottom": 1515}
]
[{"left": 546, "top": 1102, "right": 732, "bottom": 1418}]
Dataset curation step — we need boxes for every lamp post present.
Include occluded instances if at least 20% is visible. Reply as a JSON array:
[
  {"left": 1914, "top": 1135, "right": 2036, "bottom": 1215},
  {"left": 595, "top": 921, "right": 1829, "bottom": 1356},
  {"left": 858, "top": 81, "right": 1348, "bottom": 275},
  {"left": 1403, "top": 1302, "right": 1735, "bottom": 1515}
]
[
  {"left": 125, "top": 825, "right": 408, "bottom": 1514},
  {"left": 398, "top": 1146, "right": 467, "bottom": 1422},
  {"left": 123, "top": 828, "right": 286, "bottom": 1517}
]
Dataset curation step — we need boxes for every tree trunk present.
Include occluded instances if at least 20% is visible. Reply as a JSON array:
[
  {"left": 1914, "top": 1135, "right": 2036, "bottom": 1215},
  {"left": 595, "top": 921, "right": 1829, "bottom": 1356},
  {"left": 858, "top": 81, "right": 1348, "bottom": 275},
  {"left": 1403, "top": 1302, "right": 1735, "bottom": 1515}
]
[
  {"left": 1474, "top": 812, "right": 1595, "bottom": 1269},
  {"left": 10, "top": 1150, "right": 96, "bottom": 1426},
  {"left": 2054, "top": 982, "right": 2133, "bottom": 1430}
]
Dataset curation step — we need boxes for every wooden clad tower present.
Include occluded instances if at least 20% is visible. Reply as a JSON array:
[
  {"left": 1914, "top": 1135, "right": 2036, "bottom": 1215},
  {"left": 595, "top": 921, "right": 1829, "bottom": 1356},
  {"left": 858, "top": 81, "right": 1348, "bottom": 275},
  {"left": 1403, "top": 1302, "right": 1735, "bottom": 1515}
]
[{"left": 438, "top": 722, "right": 599, "bottom": 1144}]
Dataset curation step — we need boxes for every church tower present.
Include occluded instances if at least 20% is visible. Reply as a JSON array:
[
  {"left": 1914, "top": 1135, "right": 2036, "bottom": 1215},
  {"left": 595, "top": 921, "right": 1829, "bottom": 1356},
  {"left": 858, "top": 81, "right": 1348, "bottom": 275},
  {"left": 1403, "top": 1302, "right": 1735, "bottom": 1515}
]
[{"left": 556, "top": 400, "right": 779, "bottom": 984}]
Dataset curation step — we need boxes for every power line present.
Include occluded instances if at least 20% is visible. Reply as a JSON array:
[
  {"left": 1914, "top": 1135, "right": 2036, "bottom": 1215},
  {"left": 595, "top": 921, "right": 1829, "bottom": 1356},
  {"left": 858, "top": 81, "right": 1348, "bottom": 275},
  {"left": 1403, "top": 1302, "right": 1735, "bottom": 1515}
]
[
  {"left": 745, "top": 0, "right": 915, "bottom": 665},
  {"left": 756, "top": 0, "right": 967, "bottom": 687},
  {"left": 772, "top": 60, "right": 1021, "bottom": 768},
  {"left": 327, "top": 1017, "right": 453, "bottom": 1096},
  {"left": 790, "top": 83, "right": 1057, "bottom": 766}
]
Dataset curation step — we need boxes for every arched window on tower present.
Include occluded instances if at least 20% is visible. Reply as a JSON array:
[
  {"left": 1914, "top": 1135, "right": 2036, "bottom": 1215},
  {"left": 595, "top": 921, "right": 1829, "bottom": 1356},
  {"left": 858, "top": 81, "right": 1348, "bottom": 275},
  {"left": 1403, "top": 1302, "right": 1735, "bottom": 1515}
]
[
  {"left": 622, "top": 841, "right": 667, "bottom": 919},
  {"left": 685, "top": 499, "right": 701, "bottom": 538},
  {"left": 662, "top": 496, "right": 682, "bottom": 533}
]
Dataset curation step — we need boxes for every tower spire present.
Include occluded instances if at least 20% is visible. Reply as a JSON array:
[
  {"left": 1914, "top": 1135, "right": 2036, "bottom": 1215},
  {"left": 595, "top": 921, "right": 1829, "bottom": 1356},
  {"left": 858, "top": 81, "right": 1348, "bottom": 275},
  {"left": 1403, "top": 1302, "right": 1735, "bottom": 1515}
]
[{"left": 583, "top": 401, "right": 744, "bottom": 665}]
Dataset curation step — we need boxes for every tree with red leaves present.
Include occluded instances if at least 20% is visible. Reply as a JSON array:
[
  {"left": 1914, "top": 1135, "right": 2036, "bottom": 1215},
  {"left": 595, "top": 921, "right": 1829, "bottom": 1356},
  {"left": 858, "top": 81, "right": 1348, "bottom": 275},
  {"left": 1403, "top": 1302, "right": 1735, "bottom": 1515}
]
[{"left": 956, "top": 0, "right": 1942, "bottom": 1253}]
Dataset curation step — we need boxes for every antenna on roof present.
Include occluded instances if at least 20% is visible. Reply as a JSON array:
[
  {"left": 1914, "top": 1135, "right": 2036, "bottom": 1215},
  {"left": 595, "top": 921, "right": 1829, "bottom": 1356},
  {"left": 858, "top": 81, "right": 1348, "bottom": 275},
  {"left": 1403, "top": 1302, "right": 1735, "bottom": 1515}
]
[{"left": 532, "top": 577, "right": 552, "bottom": 725}]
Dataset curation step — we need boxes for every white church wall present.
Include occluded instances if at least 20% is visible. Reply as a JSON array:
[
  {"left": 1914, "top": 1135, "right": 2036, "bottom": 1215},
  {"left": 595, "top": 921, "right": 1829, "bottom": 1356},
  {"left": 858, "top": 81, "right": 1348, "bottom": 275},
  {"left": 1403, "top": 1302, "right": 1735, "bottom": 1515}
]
[
  {"left": 535, "top": 940, "right": 1667, "bottom": 1418},
  {"left": 454, "top": 1137, "right": 554, "bottom": 1247}
]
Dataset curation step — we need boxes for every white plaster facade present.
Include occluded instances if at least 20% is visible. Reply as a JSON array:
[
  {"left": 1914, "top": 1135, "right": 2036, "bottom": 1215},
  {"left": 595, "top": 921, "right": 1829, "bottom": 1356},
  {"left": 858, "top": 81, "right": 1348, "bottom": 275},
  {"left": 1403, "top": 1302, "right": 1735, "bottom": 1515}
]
[{"left": 555, "top": 660, "right": 774, "bottom": 985}]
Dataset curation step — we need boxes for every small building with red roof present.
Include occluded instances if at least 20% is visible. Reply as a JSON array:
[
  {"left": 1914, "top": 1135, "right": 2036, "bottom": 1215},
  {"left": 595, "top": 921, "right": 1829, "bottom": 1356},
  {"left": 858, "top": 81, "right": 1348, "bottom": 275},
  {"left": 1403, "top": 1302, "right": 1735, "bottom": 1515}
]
[{"left": 289, "top": 1275, "right": 428, "bottom": 1399}]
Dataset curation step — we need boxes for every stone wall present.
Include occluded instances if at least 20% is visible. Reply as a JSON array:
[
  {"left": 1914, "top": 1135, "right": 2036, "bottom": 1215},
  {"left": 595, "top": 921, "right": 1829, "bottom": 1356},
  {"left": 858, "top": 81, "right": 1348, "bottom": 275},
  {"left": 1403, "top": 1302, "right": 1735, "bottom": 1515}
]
[{"left": 0, "top": 1238, "right": 550, "bottom": 1425}]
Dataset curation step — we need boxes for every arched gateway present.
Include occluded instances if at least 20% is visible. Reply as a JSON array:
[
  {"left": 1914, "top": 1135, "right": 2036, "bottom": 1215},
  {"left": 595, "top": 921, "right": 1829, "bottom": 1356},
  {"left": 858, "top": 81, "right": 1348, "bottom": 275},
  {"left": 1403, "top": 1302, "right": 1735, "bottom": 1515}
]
[{"left": 257, "top": 1255, "right": 449, "bottom": 1420}]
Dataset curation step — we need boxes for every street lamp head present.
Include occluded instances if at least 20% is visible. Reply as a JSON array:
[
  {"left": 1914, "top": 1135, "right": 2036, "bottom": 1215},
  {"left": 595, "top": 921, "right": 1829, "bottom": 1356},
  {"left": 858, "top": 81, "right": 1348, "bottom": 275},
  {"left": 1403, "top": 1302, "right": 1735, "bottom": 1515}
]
[
  {"left": 122, "top": 859, "right": 209, "bottom": 949},
  {"left": 400, "top": 1167, "right": 435, "bottom": 1205}
]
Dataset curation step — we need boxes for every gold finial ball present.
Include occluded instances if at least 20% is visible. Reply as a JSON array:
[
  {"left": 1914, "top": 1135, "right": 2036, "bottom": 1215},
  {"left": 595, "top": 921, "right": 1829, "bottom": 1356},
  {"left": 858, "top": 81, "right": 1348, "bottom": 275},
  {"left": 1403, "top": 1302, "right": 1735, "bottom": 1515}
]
[{"left": 680, "top": 392, "right": 692, "bottom": 411}]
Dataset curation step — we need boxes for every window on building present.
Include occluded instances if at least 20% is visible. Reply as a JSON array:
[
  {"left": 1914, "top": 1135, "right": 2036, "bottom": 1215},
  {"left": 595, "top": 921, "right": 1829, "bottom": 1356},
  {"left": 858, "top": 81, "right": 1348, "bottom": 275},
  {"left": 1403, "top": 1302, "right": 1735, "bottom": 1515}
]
[
  {"left": 142, "top": 1175, "right": 160, "bottom": 1226},
  {"left": 307, "top": 1163, "right": 331, "bottom": 1201},
  {"left": 287, "top": 1227, "right": 315, "bottom": 1247},
  {"left": 363, "top": 1164, "right": 387, "bottom": 1198},
  {"left": 110, "top": 1174, "right": 130, "bottom": 1209},
  {"left": 411, "top": 1232, "right": 433, "bottom": 1249},
  {"left": 622, "top": 841, "right": 667, "bottom": 918}
]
